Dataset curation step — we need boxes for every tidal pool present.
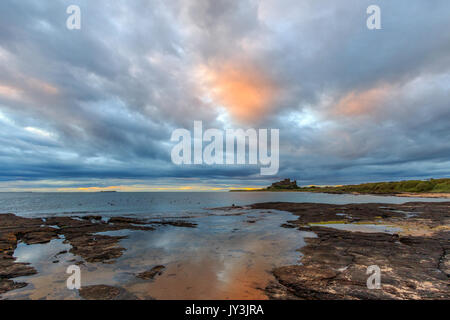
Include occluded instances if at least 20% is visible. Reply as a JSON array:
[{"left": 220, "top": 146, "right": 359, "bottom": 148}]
[
  {"left": 309, "top": 222, "right": 402, "bottom": 234},
  {"left": 2, "top": 208, "right": 316, "bottom": 300}
]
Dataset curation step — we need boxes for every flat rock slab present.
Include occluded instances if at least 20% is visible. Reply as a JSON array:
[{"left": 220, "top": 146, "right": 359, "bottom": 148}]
[
  {"left": 0, "top": 279, "right": 28, "bottom": 295},
  {"left": 0, "top": 213, "right": 157, "bottom": 295},
  {"left": 79, "top": 285, "right": 138, "bottom": 300},
  {"left": 0, "top": 260, "right": 37, "bottom": 279},
  {"left": 136, "top": 265, "right": 166, "bottom": 280},
  {"left": 254, "top": 201, "right": 450, "bottom": 300},
  {"left": 150, "top": 221, "right": 197, "bottom": 228}
]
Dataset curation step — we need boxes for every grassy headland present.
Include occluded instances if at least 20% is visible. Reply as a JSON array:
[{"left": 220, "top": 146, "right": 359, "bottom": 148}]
[{"left": 231, "top": 178, "right": 450, "bottom": 197}]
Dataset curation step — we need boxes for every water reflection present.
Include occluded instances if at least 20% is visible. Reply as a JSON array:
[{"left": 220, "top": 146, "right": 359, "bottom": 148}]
[{"left": 2, "top": 209, "right": 315, "bottom": 300}]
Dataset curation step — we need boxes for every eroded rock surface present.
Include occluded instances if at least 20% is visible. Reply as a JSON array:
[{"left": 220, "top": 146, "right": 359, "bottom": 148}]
[
  {"left": 136, "top": 265, "right": 166, "bottom": 280},
  {"left": 150, "top": 220, "right": 197, "bottom": 228},
  {"left": 0, "top": 279, "right": 28, "bottom": 294},
  {"left": 252, "top": 202, "right": 450, "bottom": 300},
  {"left": 0, "top": 213, "right": 155, "bottom": 294},
  {"left": 79, "top": 285, "right": 138, "bottom": 300},
  {"left": 0, "top": 214, "right": 42, "bottom": 294}
]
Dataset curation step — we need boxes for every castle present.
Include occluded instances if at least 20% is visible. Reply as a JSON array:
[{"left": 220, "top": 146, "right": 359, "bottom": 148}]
[{"left": 268, "top": 179, "right": 299, "bottom": 189}]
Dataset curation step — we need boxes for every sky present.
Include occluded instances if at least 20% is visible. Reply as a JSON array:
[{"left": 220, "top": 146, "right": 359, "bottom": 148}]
[{"left": 0, "top": 0, "right": 449, "bottom": 191}]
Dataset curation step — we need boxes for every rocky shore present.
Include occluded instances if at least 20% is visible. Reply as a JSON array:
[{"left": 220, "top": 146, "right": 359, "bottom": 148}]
[
  {"left": 252, "top": 202, "right": 450, "bottom": 299},
  {"left": 0, "top": 213, "right": 191, "bottom": 296},
  {"left": 1, "top": 201, "right": 448, "bottom": 300}
]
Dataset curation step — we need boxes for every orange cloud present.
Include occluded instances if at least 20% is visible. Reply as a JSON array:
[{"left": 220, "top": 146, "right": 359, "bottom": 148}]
[
  {"left": 26, "top": 78, "right": 59, "bottom": 95},
  {"left": 0, "top": 77, "right": 58, "bottom": 102},
  {"left": 0, "top": 84, "right": 23, "bottom": 100},
  {"left": 198, "top": 62, "right": 278, "bottom": 123},
  {"left": 332, "top": 85, "right": 392, "bottom": 117}
]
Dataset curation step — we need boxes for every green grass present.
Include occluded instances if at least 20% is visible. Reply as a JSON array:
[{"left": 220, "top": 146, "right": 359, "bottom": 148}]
[
  {"left": 231, "top": 178, "right": 450, "bottom": 194},
  {"left": 297, "top": 178, "right": 450, "bottom": 194}
]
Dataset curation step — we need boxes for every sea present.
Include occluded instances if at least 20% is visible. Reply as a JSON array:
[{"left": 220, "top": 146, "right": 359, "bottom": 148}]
[
  {"left": 0, "top": 192, "right": 445, "bottom": 300},
  {"left": 0, "top": 191, "right": 444, "bottom": 218}
]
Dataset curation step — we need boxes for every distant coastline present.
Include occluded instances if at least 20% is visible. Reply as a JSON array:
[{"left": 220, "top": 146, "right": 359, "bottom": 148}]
[{"left": 230, "top": 178, "right": 450, "bottom": 198}]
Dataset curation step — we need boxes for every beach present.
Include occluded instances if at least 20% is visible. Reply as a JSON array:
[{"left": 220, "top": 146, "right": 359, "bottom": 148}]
[{"left": 0, "top": 192, "right": 448, "bottom": 299}]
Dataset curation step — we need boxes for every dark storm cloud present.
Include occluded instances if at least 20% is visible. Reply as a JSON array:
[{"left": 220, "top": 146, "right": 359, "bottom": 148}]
[{"left": 0, "top": 0, "right": 449, "bottom": 189}]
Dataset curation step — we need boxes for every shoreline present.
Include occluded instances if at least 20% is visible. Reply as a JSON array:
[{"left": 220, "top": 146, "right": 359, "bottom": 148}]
[
  {"left": 231, "top": 189, "right": 450, "bottom": 199},
  {"left": 250, "top": 201, "right": 450, "bottom": 299},
  {"left": 0, "top": 214, "right": 194, "bottom": 298},
  {"left": 1, "top": 200, "right": 449, "bottom": 300}
]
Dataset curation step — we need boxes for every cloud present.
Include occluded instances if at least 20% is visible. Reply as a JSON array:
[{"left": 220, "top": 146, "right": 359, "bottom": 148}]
[
  {"left": 0, "top": 84, "right": 23, "bottom": 100},
  {"left": 196, "top": 60, "right": 280, "bottom": 124},
  {"left": 0, "top": 0, "right": 449, "bottom": 189},
  {"left": 330, "top": 85, "right": 393, "bottom": 118}
]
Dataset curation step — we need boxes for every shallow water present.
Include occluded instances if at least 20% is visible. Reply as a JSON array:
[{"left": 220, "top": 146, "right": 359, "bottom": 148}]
[
  {"left": 0, "top": 192, "right": 444, "bottom": 300},
  {"left": 2, "top": 208, "right": 315, "bottom": 300}
]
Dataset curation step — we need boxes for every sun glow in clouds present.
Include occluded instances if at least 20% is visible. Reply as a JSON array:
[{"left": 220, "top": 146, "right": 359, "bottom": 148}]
[
  {"left": 0, "top": 84, "right": 23, "bottom": 100},
  {"left": 332, "top": 85, "right": 393, "bottom": 118},
  {"left": 197, "top": 62, "right": 278, "bottom": 124}
]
